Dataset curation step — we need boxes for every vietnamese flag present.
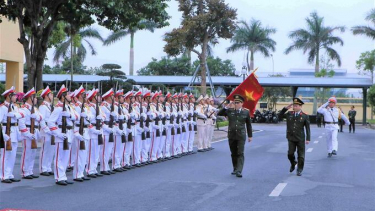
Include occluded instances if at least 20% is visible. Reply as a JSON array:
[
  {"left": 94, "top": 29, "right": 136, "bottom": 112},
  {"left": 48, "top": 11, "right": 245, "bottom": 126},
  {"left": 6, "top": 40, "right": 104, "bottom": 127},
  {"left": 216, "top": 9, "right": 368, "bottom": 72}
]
[{"left": 227, "top": 72, "right": 264, "bottom": 117}]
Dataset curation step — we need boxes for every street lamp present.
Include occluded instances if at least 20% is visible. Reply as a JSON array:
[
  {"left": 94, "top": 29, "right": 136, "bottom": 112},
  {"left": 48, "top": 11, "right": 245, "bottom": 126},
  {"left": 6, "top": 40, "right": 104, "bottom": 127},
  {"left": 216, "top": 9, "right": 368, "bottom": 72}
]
[
  {"left": 235, "top": 61, "right": 248, "bottom": 81},
  {"left": 271, "top": 54, "right": 274, "bottom": 76}
]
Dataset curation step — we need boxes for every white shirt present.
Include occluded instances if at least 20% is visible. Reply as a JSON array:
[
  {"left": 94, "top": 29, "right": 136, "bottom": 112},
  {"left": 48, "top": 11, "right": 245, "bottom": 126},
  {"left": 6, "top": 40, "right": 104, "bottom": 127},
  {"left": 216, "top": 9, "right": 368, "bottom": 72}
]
[{"left": 317, "top": 102, "right": 350, "bottom": 130}]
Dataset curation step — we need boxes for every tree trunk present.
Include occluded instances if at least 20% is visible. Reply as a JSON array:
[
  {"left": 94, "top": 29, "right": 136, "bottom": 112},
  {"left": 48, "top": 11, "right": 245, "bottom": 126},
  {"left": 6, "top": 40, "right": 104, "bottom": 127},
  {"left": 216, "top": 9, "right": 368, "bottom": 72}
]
[
  {"left": 250, "top": 50, "right": 254, "bottom": 71},
  {"left": 70, "top": 37, "right": 74, "bottom": 90},
  {"left": 200, "top": 33, "right": 209, "bottom": 95},
  {"left": 129, "top": 32, "right": 135, "bottom": 76},
  {"left": 312, "top": 49, "right": 320, "bottom": 114},
  {"left": 246, "top": 51, "right": 250, "bottom": 71}
]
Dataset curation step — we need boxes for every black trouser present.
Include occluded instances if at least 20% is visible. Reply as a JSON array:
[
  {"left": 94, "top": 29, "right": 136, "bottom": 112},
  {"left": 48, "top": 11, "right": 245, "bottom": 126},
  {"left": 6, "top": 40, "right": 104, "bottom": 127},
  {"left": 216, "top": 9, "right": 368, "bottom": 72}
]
[
  {"left": 339, "top": 120, "right": 344, "bottom": 132},
  {"left": 317, "top": 118, "right": 321, "bottom": 127},
  {"left": 349, "top": 118, "right": 355, "bottom": 132},
  {"left": 228, "top": 138, "right": 246, "bottom": 173},
  {"left": 287, "top": 140, "right": 305, "bottom": 171}
]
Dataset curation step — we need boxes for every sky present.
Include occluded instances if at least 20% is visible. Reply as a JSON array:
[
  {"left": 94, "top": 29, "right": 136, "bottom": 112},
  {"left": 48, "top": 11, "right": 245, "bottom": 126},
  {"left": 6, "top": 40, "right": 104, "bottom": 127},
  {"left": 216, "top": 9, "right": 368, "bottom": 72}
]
[{"left": 45, "top": 0, "right": 375, "bottom": 76}]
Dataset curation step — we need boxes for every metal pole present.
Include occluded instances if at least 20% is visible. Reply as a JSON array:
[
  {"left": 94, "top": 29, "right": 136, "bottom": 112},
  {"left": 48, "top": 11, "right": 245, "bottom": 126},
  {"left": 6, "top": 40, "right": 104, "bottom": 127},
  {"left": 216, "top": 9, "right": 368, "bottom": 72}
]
[
  {"left": 363, "top": 87, "right": 367, "bottom": 125},
  {"left": 271, "top": 54, "right": 274, "bottom": 75}
]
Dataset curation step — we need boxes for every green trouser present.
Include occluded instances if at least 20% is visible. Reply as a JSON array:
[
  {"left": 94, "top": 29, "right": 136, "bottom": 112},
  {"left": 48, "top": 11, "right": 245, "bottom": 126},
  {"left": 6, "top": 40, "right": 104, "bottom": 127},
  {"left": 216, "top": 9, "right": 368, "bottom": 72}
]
[
  {"left": 229, "top": 138, "right": 245, "bottom": 173},
  {"left": 287, "top": 140, "right": 305, "bottom": 171}
]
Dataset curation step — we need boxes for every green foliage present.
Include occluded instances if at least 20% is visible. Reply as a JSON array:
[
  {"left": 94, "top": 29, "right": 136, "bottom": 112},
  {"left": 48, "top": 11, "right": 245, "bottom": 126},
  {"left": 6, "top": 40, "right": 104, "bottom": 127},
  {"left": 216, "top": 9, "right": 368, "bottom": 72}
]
[
  {"left": 0, "top": 83, "right": 5, "bottom": 103},
  {"left": 193, "top": 57, "right": 236, "bottom": 76},
  {"left": 285, "top": 11, "right": 345, "bottom": 72},
  {"left": 227, "top": 19, "right": 277, "bottom": 70},
  {"left": 351, "top": 9, "right": 375, "bottom": 40},
  {"left": 137, "top": 57, "right": 192, "bottom": 76},
  {"left": 368, "top": 85, "right": 375, "bottom": 108},
  {"left": 262, "top": 87, "right": 291, "bottom": 111},
  {"left": 97, "top": 63, "right": 126, "bottom": 84},
  {"left": 217, "top": 121, "right": 229, "bottom": 128},
  {"left": 356, "top": 50, "right": 375, "bottom": 82}
]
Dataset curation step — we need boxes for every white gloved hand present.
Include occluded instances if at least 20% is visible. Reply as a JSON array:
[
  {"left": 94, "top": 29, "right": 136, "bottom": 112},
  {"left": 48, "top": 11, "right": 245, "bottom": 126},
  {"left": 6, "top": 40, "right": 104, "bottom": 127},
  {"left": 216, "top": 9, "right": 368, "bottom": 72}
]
[
  {"left": 3, "top": 134, "right": 10, "bottom": 142},
  {"left": 165, "top": 113, "right": 170, "bottom": 119},
  {"left": 115, "top": 128, "right": 123, "bottom": 135},
  {"left": 7, "top": 112, "right": 15, "bottom": 117},
  {"left": 192, "top": 121, "right": 197, "bottom": 126},
  {"left": 118, "top": 115, "right": 124, "bottom": 120},
  {"left": 23, "top": 131, "right": 35, "bottom": 140},
  {"left": 178, "top": 111, "right": 182, "bottom": 116},
  {"left": 130, "top": 112, "right": 137, "bottom": 119},
  {"left": 141, "top": 113, "right": 147, "bottom": 120},
  {"left": 194, "top": 110, "right": 198, "bottom": 114},
  {"left": 110, "top": 111, "right": 117, "bottom": 117},
  {"left": 152, "top": 124, "right": 159, "bottom": 130},
  {"left": 62, "top": 111, "right": 70, "bottom": 117},
  {"left": 57, "top": 133, "right": 67, "bottom": 139},
  {"left": 147, "top": 111, "right": 152, "bottom": 116},
  {"left": 158, "top": 113, "right": 163, "bottom": 118},
  {"left": 96, "top": 115, "right": 103, "bottom": 120},
  {"left": 144, "top": 127, "right": 150, "bottom": 132},
  {"left": 174, "top": 123, "right": 180, "bottom": 128},
  {"left": 212, "top": 116, "right": 217, "bottom": 120},
  {"left": 30, "top": 113, "right": 38, "bottom": 119},
  {"left": 74, "top": 133, "right": 84, "bottom": 141},
  {"left": 80, "top": 112, "right": 87, "bottom": 118},
  {"left": 137, "top": 127, "right": 144, "bottom": 133},
  {"left": 90, "top": 127, "right": 102, "bottom": 135},
  {"left": 103, "top": 126, "right": 113, "bottom": 133},
  {"left": 127, "top": 128, "right": 132, "bottom": 134}
]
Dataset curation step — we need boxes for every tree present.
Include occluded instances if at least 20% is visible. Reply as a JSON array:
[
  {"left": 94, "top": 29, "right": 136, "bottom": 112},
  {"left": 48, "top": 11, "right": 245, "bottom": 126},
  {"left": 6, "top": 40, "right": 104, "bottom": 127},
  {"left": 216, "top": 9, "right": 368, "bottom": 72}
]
[
  {"left": 138, "top": 56, "right": 192, "bottom": 76},
  {"left": 164, "top": 0, "right": 237, "bottom": 95},
  {"left": 97, "top": 64, "right": 126, "bottom": 85},
  {"left": 0, "top": 0, "right": 170, "bottom": 91},
  {"left": 285, "top": 11, "right": 345, "bottom": 114},
  {"left": 193, "top": 56, "right": 236, "bottom": 76},
  {"left": 352, "top": 9, "right": 375, "bottom": 40},
  {"left": 356, "top": 50, "right": 375, "bottom": 83},
  {"left": 226, "top": 19, "right": 276, "bottom": 70},
  {"left": 262, "top": 87, "right": 291, "bottom": 111},
  {"left": 104, "top": 20, "right": 159, "bottom": 76},
  {"left": 285, "top": 11, "right": 345, "bottom": 73}
]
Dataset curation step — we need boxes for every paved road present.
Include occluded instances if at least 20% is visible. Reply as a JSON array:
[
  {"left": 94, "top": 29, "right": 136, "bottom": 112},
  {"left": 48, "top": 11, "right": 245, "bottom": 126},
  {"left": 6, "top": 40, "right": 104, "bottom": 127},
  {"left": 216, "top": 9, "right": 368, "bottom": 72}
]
[{"left": 1, "top": 124, "right": 374, "bottom": 211}]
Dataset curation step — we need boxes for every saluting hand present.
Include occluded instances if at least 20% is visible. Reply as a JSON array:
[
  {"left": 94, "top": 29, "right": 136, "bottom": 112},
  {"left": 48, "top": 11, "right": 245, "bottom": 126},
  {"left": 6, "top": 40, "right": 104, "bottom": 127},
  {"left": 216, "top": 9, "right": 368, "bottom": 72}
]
[
  {"left": 306, "top": 140, "right": 310, "bottom": 145},
  {"left": 285, "top": 103, "right": 293, "bottom": 110},
  {"left": 248, "top": 137, "right": 252, "bottom": 143}
]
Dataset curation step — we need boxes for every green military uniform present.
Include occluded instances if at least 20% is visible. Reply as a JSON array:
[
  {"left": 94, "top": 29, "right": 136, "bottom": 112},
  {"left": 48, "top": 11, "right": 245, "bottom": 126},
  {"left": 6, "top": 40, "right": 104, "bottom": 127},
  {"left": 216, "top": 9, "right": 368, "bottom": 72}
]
[
  {"left": 217, "top": 95, "right": 252, "bottom": 176},
  {"left": 348, "top": 109, "right": 356, "bottom": 133},
  {"left": 278, "top": 98, "right": 310, "bottom": 175}
]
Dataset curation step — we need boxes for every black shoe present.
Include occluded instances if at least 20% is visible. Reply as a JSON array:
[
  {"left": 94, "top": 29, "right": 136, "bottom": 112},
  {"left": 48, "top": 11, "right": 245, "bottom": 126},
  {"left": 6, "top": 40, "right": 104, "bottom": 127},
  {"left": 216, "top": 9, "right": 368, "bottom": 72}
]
[
  {"left": 192, "top": 151, "right": 197, "bottom": 154},
  {"left": 197, "top": 149, "right": 204, "bottom": 152},
  {"left": 73, "top": 178, "right": 84, "bottom": 182},
  {"left": 22, "top": 175, "right": 33, "bottom": 179},
  {"left": 40, "top": 172, "right": 50, "bottom": 176},
  {"left": 31, "top": 175, "right": 39, "bottom": 178},
  {"left": 297, "top": 170, "right": 302, "bottom": 176},
  {"left": 167, "top": 157, "right": 174, "bottom": 160},
  {"left": 66, "top": 167, "right": 73, "bottom": 172},
  {"left": 332, "top": 150, "right": 337, "bottom": 155},
  {"left": 114, "top": 168, "right": 123, "bottom": 172},
  {"left": 349, "top": 131, "right": 351, "bottom": 133},
  {"left": 109, "top": 170, "right": 116, "bottom": 174},
  {"left": 135, "top": 164, "right": 142, "bottom": 167},
  {"left": 100, "top": 171, "right": 111, "bottom": 175},
  {"left": 1, "top": 179, "right": 12, "bottom": 183},
  {"left": 328, "top": 153, "right": 332, "bottom": 157},
  {"left": 48, "top": 172, "right": 54, "bottom": 176},
  {"left": 121, "top": 167, "right": 128, "bottom": 171},
  {"left": 95, "top": 173, "right": 104, "bottom": 177},
  {"left": 209, "top": 147, "right": 214, "bottom": 150},
  {"left": 124, "top": 166, "right": 131, "bottom": 170},
  {"left": 290, "top": 161, "right": 297, "bottom": 173},
  {"left": 87, "top": 174, "right": 97, "bottom": 178},
  {"left": 56, "top": 181, "right": 67, "bottom": 186},
  {"left": 236, "top": 172, "right": 243, "bottom": 178},
  {"left": 10, "top": 178, "right": 20, "bottom": 182},
  {"left": 231, "top": 170, "right": 237, "bottom": 175},
  {"left": 82, "top": 177, "right": 91, "bottom": 181},
  {"left": 65, "top": 180, "right": 74, "bottom": 184}
]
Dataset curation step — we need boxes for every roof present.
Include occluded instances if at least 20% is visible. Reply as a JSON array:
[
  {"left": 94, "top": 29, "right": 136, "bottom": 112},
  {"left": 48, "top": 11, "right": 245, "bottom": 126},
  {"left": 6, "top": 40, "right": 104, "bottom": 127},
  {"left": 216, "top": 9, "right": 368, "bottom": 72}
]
[{"left": 0, "top": 74, "right": 372, "bottom": 88}]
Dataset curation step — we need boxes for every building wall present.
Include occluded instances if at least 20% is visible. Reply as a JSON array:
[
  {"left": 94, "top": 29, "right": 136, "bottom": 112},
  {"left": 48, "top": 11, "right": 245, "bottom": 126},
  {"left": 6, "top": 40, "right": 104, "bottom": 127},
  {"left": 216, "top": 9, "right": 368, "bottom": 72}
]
[{"left": 0, "top": 15, "right": 24, "bottom": 92}]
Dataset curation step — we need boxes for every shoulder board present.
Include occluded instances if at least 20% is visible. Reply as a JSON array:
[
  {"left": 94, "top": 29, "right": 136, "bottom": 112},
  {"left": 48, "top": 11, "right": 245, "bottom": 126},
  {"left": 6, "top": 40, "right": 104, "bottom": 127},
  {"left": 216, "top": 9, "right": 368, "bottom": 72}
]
[
  {"left": 301, "top": 112, "right": 308, "bottom": 115},
  {"left": 0, "top": 103, "right": 4, "bottom": 107},
  {"left": 288, "top": 111, "right": 295, "bottom": 114},
  {"left": 243, "top": 108, "right": 249, "bottom": 111},
  {"left": 55, "top": 103, "right": 63, "bottom": 108}
]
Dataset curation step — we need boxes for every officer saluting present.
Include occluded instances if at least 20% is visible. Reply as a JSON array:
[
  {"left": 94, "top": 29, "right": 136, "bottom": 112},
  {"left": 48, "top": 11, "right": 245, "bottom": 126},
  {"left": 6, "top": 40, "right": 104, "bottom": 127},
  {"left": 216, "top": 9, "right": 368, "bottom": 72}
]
[
  {"left": 278, "top": 98, "right": 310, "bottom": 176},
  {"left": 217, "top": 94, "right": 252, "bottom": 178}
]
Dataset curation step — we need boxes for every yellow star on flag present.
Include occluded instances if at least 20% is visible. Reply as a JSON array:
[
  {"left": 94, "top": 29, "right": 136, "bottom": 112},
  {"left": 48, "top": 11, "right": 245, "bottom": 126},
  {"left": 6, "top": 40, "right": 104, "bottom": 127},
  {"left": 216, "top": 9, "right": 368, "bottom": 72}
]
[{"left": 244, "top": 90, "right": 255, "bottom": 102}]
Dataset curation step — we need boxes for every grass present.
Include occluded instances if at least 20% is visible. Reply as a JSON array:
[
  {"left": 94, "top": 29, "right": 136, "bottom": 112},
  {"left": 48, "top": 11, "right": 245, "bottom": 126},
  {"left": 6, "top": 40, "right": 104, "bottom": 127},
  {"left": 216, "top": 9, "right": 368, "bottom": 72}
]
[
  {"left": 368, "top": 119, "right": 375, "bottom": 124},
  {"left": 217, "top": 121, "right": 229, "bottom": 127}
]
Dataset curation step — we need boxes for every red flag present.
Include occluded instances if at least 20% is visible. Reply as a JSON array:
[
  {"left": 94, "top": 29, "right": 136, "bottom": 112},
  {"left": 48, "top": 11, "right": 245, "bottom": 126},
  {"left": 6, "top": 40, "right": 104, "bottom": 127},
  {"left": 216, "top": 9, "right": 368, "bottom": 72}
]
[{"left": 227, "top": 72, "right": 264, "bottom": 117}]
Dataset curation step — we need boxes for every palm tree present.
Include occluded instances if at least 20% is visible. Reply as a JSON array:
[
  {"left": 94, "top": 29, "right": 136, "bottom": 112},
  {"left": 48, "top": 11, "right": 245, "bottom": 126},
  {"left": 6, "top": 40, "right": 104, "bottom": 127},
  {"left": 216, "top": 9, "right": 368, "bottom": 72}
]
[
  {"left": 54, "top": 26, "right": 103, "bottom": 88},
  {"left": 352, "top": 9, "right": 375, "bottom": 39},
  {"left": 285, "top": 11, "right": 345, "bottom": 73},
  {"left": 227, "top": 19, "right": 277, "bottom": 71},
  {"left": 104, "top": 20, "right": 158, "bottom": 76}
]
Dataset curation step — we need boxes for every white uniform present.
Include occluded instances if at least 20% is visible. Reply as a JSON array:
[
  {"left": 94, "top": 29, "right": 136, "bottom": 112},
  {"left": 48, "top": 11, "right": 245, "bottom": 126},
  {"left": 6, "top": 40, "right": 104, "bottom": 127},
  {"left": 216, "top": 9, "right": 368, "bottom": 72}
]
[
  {"left": 196, "top": 104, "right": 208, "bottom": 150},
  {"left": 112, "top": 102, "right": 125, "bottom": 170},
  {"left": 0, "top": 102, "right": 22, "bottom": 180},
  {"left": 132, "top": 102, "right": 143, "bottom": 165},
  {"left": 100, "top": 101, "right": 117, "bottom": 172},
  {"left": 148, "top": 103, "right": 160, "bottom": 161},
  {"left": 187, "top": 102, "right": 196, "bottom": 152},
  {"left": 39, "top": 101, "right": 55, "bottom": 174},
  {"left": 206, "top": 105, "right": 217, "bottom": 149},
  {"left": 48, "top": 101, "right": 77, "bottom": 182},
  {"left": 121, "top": 102, "right": 133, "bottom": 167},
  {"left": 18, "top": 103, "right": 43, "bottom": 177},
  {"left": 163, "top": 102, "right": 173, "bottom": 158},
  {"left": 317, "top": 102, "right": 350, "bottom": 153},
  {"left": 180, "top": 103, "right": 189, "bottom": 153}
]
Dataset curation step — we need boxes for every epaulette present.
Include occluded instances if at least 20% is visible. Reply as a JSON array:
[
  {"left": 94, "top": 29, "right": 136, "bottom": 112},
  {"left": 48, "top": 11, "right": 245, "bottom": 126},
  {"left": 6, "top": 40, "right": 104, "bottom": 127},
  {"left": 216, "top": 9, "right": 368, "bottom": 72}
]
[
  {"left": 301, "top": 111, "right": 308, "bottom": 115},
  {"left": 288, "top": 111, "right": 295, "bottom": 114},
  {"left": 55, "top": 103, "right": 63, "bottom": 107},
  {"left": 243, "top": 108, "right": 249, "bottom": 111},
  {"left": 0, "top": 103, "right": 4, "bottom": 107}
]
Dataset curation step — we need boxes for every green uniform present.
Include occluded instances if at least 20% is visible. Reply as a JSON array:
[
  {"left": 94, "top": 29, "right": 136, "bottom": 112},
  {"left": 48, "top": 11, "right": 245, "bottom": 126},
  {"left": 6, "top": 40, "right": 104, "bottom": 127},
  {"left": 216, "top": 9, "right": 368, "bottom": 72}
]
[
  {"left": 218, "top": 107, "right": 252, "bottom": 173},
  {"left": 279, "top": 107, "right": 310, "bottom": 171}
]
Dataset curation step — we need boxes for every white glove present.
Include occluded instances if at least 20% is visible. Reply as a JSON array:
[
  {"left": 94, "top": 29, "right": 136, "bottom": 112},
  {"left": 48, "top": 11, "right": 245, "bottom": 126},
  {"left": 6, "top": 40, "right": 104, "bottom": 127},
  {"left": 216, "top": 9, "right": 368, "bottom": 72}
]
[
  {"left": 194, "top": 110, "right": 198, "bottom": 114},
  {"left": 103, "top": 126, "right": 113, "bottom": 133},
  {"left": 96, "top": 115, "right": 103, "bottom": 120},
  {"left": 118, "top": 115, "right": 124, "bottom": 120},
  {"left": 189, "top": 111, "right": 194, "bottom": 116},
  {"left": 3, "top": 134, "right": 10, "bottom": 142},
  {"left": 62, "top": 111, "right": 70, "bottom": 117},
  {"left": 165, "top": 113, "right": 170, "bottom": 119},
  {"left": 74, "top": 133, "right": 84, "bottom": 141},
  {"left": 7, "top": 112, "right": 15, "bottom": 117},
  {"left": 23, "top": 131, "right": 35, "bottom": 140},
  {"left": 110, "top": 111, "right": 117, "bottom": 117},
  {"left": 136, "top": 126, "right": 144, "bottom": 133},
  {"left": 90, "top": 127, "right": 102, "bottom": 135},
  {"left": 212, "top": 116, "right": 217, "bottom": 120},
  {"left": 152, "top": 124, "right": 159, "bottom": 130},
  {"left": 192, "top": 121, "right": 197, "bottom": 126},
  {"left": 141, "top": 113, "right": 147, "bottom": 120},
  {"left": 127, "top": 128, "right": 132, "bottom": 133},
  {"left": 56, "top": 132, "right": 67, "bottom": 140},
  {"left": 178, "top": 111, "right": 182, "bottom": 116},
  {"left": 158, "top": 113, "right": 163, "bottom": 118},
  {"left": 147, "top": 111, "right": 152, "bottom": 116},
  {"left": 130, "top": 112, "right": 137, "bottom": 119},
  {"left": 80, "top": 112, "right": 87, "bottom": 118},
  {"left": 144, "top": 127, "right": 150, "bottom": 132},
  {"left": 174, "top": 123, "right": 180, "bottom": 128},
  {"left": 30, "top": 113, "right": 38, "bottom": 119}
]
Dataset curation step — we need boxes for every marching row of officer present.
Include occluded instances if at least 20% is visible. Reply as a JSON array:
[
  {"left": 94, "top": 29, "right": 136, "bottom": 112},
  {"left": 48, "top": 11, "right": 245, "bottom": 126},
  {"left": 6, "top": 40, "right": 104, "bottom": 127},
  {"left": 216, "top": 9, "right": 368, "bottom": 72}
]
[{"left": 0, "top": 85, "right": 217, "bottom": 185}]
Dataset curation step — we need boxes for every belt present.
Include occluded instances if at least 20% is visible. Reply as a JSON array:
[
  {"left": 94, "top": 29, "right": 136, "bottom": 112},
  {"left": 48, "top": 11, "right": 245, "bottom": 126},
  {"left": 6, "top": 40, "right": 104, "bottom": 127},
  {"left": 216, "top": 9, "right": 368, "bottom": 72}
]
[
  {"left": 75, "top": 124, "right": 89, "bottom": 128},
  {"left": 58, "top": 125, "right": 73, "bottom": 130},
  {"left": 166, "top": 118, "right": 170, "bottom": 120},
  {"left": 324, "top": 122, "right": 337, "bottom": 124},
  {"left": 131, "top": 123, "right": 135, "bottom": 126},
  {"left": 2, "top": 123, "right": 18, "bottom": 126},
  {"left": 26, "top": 125, "right": 40, "bottom": 128},
  {"left": 198, "top": 118, "right": 206, "bottom": 120}
]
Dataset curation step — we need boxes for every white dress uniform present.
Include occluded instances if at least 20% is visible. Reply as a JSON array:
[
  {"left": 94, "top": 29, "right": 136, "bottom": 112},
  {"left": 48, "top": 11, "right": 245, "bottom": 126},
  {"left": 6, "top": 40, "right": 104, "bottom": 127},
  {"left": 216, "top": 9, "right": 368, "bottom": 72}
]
[
  {"left": 155, "top": 97, "right": 166, "bottom": 159},
  {"left": 112, "top": 98, "right": 126, "bottom": 170},
  {"left": 141, "top": 100, "right": 151, "bottom": 163},
  {"left": 187, "top": 99, "right": 197, "bottom": 153},
  {"left": 180, "top": 101, "right": 189, "bottom": 153},
  {"left": 86, "top": 89, "right": 104, "bottom": 175},
  {"left": 195, "top": 96, "right": 208, "bottom": 151},
  {"left": 121, "top": 96, "right": 133, "bottom": 168},
  {"left": 19, "top": 96, "right": 44, "bottom": 178},
  {"left": 132, "top": 99, "right": 144, "bottom": 166},
  {"left": 317, "top": 99, "right": 350, "bottom": 154},
  {"left": 149, "top": 100, "right": 160, "bottom": 161},
  {"left": 206, "top": 103, "right": 218, "bottom": 149},
  {"left": 39, "top": 98, "right": 55, "bottom": 174},
  {"left": 100, "top": 90, "right": 117, "bottom": 173},
  {"left": 0, "top": 86, "right": 23, "bottom": 181},
  {"left": 48, "top": 87, "right": 77, "bottom": 182},
  {"left": 164, "top": 99, "right": 173, "bottom": 158},
  {"left": 171, "top": 101, "right": 181, "bottom": 156}
]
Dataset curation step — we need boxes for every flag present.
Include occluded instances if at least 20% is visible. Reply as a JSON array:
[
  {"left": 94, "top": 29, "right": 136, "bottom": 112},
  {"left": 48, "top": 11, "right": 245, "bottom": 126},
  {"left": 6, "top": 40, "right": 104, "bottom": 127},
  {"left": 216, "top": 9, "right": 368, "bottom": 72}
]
[{"left": 227, "top": 71, "right": 264, "bottom": 117}]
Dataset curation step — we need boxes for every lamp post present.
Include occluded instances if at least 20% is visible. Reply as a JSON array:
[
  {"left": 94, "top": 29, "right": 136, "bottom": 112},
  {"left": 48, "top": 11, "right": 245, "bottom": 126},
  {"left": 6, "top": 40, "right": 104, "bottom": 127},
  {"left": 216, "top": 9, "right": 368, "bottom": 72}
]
[{"left": 271, "top": 54, "right": 274, "bottom": 76}]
